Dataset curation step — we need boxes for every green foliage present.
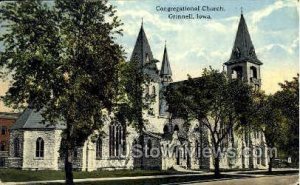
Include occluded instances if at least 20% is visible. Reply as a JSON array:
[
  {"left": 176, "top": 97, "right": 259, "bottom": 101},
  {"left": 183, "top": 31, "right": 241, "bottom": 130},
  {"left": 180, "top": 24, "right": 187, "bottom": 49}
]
[
  {"left": 252, "top": 93, "right": 285, "bottom": 147},
  {"left": 165, "top": 67, "right": 253, "bottom": 176},
  {"left": 0, "top": 0, "right": 60, "bottom": 110},
  {"left": 0, "top": 0, "right": 123, "bottom": 153},
  {"left": 273, "top": 75, "right": 299, "bottom": 160},
  {"left": 166, "top": 67, "right": 252, "bottom": 147},
  {"left": 117, "top": 58, "right": 158, "bottom": 133}
]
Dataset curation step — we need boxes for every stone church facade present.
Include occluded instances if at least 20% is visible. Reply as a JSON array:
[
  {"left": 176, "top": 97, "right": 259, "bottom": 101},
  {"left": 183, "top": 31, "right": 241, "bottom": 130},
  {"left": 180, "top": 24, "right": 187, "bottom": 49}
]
[{"left": 7, "top": 13, "right": 268, "bottom": 171}]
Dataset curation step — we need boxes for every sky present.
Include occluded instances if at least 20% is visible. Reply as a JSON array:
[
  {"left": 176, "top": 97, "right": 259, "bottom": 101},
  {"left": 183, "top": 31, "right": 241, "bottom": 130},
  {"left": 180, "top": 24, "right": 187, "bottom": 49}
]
[{"left": 0, "top": 0, "right": 299, "bottom": 112}]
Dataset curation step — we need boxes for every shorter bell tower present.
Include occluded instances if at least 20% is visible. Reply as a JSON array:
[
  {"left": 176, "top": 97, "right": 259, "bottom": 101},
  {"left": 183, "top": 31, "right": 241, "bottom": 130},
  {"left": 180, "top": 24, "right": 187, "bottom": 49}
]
[{"left": 224, "top": 12, "right": 263, "bottom": 90}]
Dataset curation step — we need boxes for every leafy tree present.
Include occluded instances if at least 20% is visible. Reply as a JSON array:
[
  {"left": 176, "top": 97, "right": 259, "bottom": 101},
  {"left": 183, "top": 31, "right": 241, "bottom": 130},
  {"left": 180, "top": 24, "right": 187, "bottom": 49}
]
[
  {"left": 117, "top": 59, "right": 156, "bottom": 132},
  {"left": 273, "top": 75, "right": 299, "bottom": 164},
  {"left": 0, "top": 0, "right": 123, "bottom": 184},
  {"left": 250, "top": 75, "right": 299, "bottom": 171},
  {"left": 166, "top": 68, "right": 252, "bottom": 177},
  {"left": 252, "top": 93, "right": 286, "bottom": 172},
  {"left": 117, "top": 58, "right": 158, "bottom": 168}
]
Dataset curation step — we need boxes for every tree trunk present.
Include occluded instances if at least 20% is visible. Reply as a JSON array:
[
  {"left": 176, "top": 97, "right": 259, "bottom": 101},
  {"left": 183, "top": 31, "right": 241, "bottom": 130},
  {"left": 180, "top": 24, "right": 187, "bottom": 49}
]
[
  {"left": 65, "top": 148, "right": 74, "bottom": 185},
  {"left": 214, "top": 157, "right": 220, "bottom": 178},
  {"left": 64, "top": 120, "right": 74, "bottom": 185},
  {"left": 268, "top": 157, "right": 273, "bottom": 173}
]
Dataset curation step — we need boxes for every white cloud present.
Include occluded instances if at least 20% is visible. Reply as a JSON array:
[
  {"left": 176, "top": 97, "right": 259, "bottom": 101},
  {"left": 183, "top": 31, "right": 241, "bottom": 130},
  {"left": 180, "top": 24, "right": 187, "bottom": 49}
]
[{"left": 250, "top": 0, "right": 296, "bottom": 31}]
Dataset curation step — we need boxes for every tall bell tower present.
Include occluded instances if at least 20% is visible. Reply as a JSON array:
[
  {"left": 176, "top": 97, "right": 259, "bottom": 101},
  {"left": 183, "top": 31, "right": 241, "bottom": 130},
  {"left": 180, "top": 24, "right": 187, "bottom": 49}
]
[{"left": 224, "top": 12, "right": 263, "bottom": 90}]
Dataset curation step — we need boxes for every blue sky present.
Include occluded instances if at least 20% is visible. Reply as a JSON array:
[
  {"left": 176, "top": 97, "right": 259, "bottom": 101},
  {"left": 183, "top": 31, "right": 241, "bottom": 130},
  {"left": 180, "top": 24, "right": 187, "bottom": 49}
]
[
  {"left": 110, "top": 0, "right": 298, "bottom": 92},
  {"left": 0, "top": 0, "right": 298, "bottom": 111}
]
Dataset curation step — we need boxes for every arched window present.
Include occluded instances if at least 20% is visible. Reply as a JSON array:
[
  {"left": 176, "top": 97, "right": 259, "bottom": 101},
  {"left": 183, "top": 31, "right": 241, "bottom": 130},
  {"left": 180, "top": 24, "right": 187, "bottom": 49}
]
[
  {"left": 145, "top": 53, "right": 150, "bottom": 63},
  {"left": 183, "top": 145, "right": 186, "bottom": 159},
  {"left": 36, "top": 137, "right": 44, "bottom": 158},
  {"left": 234, "top": 47, "right": 241, "bottom": 58},
  {"left": 109, "top": 125, "right": 115, "bottom": 157},
  {"left": 166, "top": 144, "right": 169, "bottom": 156},
  {"left": 152, "top": 86, "right": 156, "bottom": 96},
  {"left": 116, "top": 125, "right": 120, "bottom": 157},
  {"left": 174, "top": 125, "right": 179, "bottom": 132},
  {"left": 132, "top": 139, "right": 138, "bottom": 157},
  {"left": 14, "top": 138, "right": 20, "bottom": 157},
  {"left": 163, "top": 125, "right": 169, "bottom": 134},
  {"left": 249, "top": 47, "right": 256, "bottom": 56},
  {"left": 96, "top": 138, "right": 102, "bottom": 159},
  {"left": 0, "top": 141, "right": 5, "bottom": 151},
  {"left": 250, "top": 66, "right": 257, "bottom": 79},
  {"left": 231, "top": 66, "right": 243, "bottom": 80},
  {"left": 145, "top": 85, "right": 149, "bottom": 95},
  {"left": 147, "top": 139, "right": 152, "bottom": 156},
  {"left": 109, "top": 123, "right": 126, "bottom": 158}
]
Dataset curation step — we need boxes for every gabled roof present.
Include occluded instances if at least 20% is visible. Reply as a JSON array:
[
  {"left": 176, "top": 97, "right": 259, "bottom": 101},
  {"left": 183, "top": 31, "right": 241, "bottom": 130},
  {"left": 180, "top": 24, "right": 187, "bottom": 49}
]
[
  {"left": 225, "top": 13, "right": 262, "bottom": 65},
  {"left": 130, "top": 23, "right": 160, "bottom": 82},
  {"left": 160, "top": 44, "right": 172, "bottom": 76},
  {"left": 11, "top": 108, "right": 66, "bottom": 130}
]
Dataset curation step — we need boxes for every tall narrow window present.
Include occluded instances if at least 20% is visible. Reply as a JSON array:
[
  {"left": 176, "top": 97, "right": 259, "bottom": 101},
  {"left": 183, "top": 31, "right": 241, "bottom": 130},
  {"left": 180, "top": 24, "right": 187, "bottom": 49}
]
[
  {"left": 1, "top": 126, "right": 6, "bottom": 135},
  {"left": 14, "top": 138, "right": 20, "bottom": 157},
  {"left": 36, "top": 137, "right": 44, "bottom": 158},
  {"left": 152, "top": 86, "right": 156, "bottom": 96},
  {"left": 116, "top": 126, "right": 120, "bottom": 157},
  {"left": 109, "top": 123, "right": 125, "bottom": 158},
  {"left": 147, "top": 140, "right": 152, "bottom": 156},
  {"left": 96, "top": 138, "right": 102, "bottom": 159},
  {"left": 0, "top": 141, "right": 5, "bottom": 151},
  {"left": 109, "top": 125, "right": 115, "bottom": 157},
  {"left": 183, "top": 145, "right": 186, "bottom": 159},
  {"left": 250, "top": 66, "right": 258, "bottom": 79},
  {"left": 145, "top": 53, "right": 150, "bottom": 63},
  {"left": 122, "top": 126, "right": 126, "bottom": 155},
  {"left": 145, "top": 85, "right": 149, "bottom": 95},
  {"left": 195, "top": 140, "right": 199, "bottom": 158},
  {"left": 132, "top": 139, "right": 138, "bottom": 157}
]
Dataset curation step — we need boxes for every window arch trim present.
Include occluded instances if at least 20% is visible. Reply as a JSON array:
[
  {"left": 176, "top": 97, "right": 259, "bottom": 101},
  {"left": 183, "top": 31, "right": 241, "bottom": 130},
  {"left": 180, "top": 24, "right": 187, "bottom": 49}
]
[{"left": 36, "top": 137, "right": 44, "bottom": 158}]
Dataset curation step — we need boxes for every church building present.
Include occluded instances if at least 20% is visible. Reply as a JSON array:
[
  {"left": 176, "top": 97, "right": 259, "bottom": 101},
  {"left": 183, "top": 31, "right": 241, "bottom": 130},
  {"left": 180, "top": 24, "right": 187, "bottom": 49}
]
[{"left": 7, "top": 13, "right": 268, "bottom": 171}]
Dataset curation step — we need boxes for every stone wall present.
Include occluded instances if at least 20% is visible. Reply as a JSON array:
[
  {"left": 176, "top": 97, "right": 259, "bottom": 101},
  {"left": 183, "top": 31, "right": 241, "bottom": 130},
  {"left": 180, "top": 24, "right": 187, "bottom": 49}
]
[
  {"left": 22, "top": 129, "right": 62, "bottom": 170},
  {"left": 7, "top": 130, "right": 24, "bottom": 168},
  {"left": 133, "top": 134, "right": 162, "bottom": 170}
]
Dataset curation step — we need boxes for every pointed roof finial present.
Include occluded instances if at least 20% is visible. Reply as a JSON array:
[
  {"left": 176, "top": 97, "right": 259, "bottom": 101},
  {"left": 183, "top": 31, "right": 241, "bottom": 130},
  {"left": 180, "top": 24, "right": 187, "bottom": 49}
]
[
  {"left": 165, "top": 40, "right": 167, "bottom": 47},
  {"left": 241, "top": 7, "right": 243, "bottom": 15},
  {"left": 141, "top": 17, "right": 143, "bottom": 26}
]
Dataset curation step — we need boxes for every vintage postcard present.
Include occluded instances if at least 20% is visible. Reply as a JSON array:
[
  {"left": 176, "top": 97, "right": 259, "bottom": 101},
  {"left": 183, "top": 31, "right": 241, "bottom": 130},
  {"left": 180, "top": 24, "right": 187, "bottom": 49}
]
[{"left": 0, "top": 0, "right": 298, "bottom": 184}]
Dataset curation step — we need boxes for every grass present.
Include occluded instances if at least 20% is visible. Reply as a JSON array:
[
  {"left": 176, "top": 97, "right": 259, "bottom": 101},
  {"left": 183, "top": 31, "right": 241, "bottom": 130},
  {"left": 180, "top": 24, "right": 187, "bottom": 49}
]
[
  {"left": 1, "top": 168, "right": 298, "bottom": 184},
  {"left": 0, "top": 169, "right": 186, "bottom": 182},
  {"left": 52, "top": 174, "right": 236, "bottom": 185}
]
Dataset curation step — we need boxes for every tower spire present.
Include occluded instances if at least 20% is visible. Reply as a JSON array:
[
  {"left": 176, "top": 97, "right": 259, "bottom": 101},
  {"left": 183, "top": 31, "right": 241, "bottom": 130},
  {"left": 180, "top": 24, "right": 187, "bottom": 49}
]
[
  {"left": 130, "top": 20, "right": 153, "bottom": 66},
  {"left": 224, "top": 12, "right": 262, "bottom": 65},
  {"left": 130, "top": 21, "right": 160, "bottom": 82},
  {"left": 160, "top": 42, "right": 172, "bottom": 82}
]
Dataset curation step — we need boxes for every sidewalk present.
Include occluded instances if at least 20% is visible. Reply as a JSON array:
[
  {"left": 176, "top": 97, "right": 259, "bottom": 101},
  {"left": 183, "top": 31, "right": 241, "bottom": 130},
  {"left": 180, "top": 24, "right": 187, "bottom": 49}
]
[
  {"left": 2, "top": 173, "right": 211, "bottom": 185},
  {"left": 1, "top": 168, "right": 298, "bottom": 185}
]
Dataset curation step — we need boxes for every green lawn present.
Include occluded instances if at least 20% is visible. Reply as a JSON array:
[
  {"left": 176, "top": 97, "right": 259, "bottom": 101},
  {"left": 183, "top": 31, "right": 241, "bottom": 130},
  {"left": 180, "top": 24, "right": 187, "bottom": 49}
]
[
  {"left": 54, "top": 174, "right": 233, "bottom": 185},
  {"left": 0, "top": 169, "right": 186, "bottom": 182},
  {"left": 1, "top": 168, "right": 297, "bottom": 184}
]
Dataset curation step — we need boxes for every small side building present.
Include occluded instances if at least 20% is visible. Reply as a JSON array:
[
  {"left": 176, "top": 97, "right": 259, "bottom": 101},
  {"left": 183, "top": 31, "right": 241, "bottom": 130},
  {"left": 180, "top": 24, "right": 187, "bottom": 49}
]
[{"left": 8, "top": 109, "right": 65, "bottom": 170}]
